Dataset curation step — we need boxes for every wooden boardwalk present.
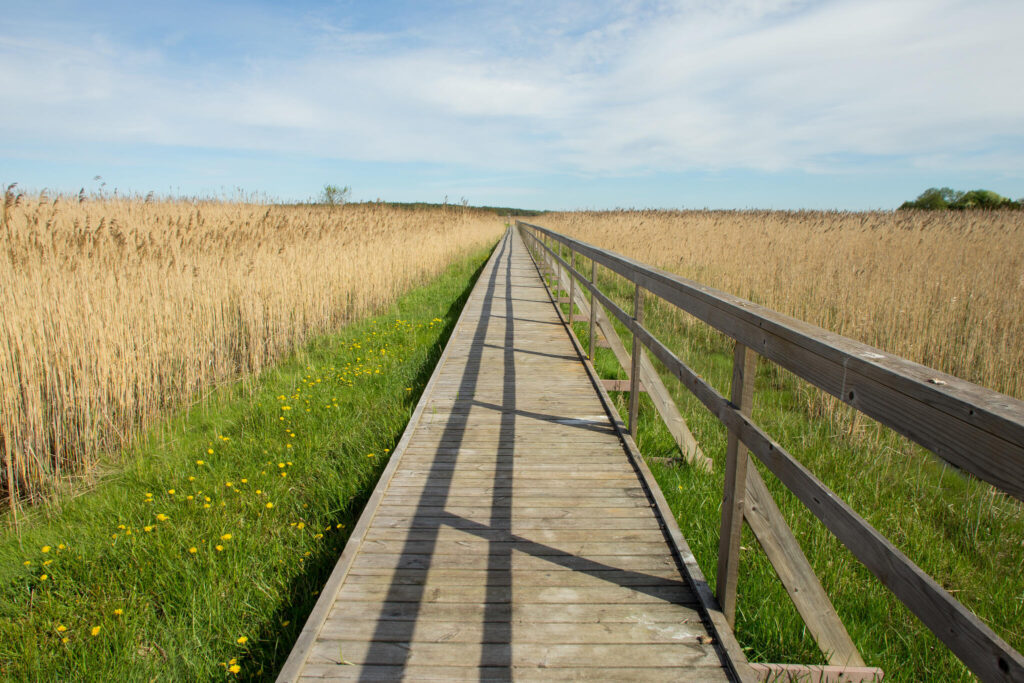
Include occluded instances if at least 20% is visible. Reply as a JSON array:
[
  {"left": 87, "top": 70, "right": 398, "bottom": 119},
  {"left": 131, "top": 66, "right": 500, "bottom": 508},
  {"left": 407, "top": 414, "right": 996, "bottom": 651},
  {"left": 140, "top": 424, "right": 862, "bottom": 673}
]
[{"left": 279, "top": 229, "right": 747, "bottom": 681}]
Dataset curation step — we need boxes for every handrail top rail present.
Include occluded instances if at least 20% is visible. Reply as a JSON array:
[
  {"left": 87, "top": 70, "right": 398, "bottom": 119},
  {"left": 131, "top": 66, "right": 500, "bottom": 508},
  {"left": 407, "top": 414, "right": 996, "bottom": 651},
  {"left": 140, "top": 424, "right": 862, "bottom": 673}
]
[{"left": 518, "top": 220, "right": 1024, "bottom": 501}]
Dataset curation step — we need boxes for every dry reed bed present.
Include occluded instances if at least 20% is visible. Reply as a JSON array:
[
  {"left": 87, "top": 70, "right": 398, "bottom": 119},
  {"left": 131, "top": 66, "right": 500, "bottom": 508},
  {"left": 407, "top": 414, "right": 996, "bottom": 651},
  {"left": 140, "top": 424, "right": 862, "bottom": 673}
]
[
  {"left": 0, "top": 197, "right": 504, "bottom": 504},
  {"left": 539, "top": 209, "right": 1024, "bottom": 405}
]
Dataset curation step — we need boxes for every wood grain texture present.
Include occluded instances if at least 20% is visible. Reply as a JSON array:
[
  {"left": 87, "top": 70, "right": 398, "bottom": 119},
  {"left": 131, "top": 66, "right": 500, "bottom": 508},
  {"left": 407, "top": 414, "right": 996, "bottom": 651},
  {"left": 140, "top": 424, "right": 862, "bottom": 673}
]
[{"left": 279, "top": 228, "right": 742, "bottom": 681}]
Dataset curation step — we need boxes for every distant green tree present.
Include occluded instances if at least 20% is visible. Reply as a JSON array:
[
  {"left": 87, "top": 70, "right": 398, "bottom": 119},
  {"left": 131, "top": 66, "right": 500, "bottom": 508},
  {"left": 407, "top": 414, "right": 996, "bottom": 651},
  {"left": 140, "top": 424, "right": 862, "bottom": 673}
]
[
  {"left": 320, "top": 184, "right": 351, "bottom": 207},
  {"left": 950, "top": 189, "right": 1014, "bottom": 210},
  {"left": 899, "top": 187, "right": 1020, "bottom": 210},
  {"left": 899, "top": 187, "right": 961, "bottom": 210}
]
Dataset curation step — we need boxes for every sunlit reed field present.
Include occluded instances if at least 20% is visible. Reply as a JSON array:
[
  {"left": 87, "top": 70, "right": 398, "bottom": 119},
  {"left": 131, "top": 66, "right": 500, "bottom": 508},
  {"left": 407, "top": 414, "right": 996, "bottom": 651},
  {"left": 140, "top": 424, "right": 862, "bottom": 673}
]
[
  {"left": 539, "top": 209, "right": 1024, "bottom": 406},
  {"left": 0, "top": 195, "right": 504, "bottom": 505}
]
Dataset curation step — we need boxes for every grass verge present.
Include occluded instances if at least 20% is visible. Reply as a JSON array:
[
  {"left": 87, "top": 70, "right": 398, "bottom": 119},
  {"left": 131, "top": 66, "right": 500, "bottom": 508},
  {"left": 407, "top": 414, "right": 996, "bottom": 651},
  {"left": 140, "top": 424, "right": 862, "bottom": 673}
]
[
  {"left": 544, "top": 256, "right": 1024, "bottom": 682},
  {"left": 0, "top": 244, "right": 493, "bottom": 680}
]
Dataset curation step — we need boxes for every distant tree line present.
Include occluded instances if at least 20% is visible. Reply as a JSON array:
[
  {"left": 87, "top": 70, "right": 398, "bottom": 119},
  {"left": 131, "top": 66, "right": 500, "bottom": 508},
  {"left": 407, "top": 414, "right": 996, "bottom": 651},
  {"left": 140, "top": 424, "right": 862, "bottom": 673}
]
[{"left": 899, "top": 187, "right": 1022, "bottom": 210}]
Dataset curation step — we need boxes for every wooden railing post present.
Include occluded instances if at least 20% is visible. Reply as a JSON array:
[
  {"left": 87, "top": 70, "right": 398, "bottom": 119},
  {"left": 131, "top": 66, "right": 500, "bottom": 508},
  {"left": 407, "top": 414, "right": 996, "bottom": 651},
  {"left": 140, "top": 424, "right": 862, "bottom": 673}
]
[
  {"left": 568, "top": 251, "right": 576, "bottom": 326},
  {"left": 588, "top": 259, "right": 597, "bottom": 361},
  {"left": 717, "top": 341, "right": 758, "bottom": 627},
  {"left": 628, "top": 284, "right": 645, "bottom": 438}
]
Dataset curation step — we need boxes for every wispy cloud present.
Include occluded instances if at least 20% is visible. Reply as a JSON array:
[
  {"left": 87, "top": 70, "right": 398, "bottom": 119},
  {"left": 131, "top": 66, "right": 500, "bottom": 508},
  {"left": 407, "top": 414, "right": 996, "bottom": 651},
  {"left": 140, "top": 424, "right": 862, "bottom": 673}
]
[{"left": 2, "top": 0, "right": 1022, "bottom": 192}]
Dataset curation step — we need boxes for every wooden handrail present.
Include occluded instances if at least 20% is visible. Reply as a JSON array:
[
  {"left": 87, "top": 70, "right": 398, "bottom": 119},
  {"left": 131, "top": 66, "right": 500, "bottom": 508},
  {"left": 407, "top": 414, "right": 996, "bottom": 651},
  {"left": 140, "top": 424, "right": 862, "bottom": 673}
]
[{"left": 518, "top": 220, "right": 1024, "bottom": 683}]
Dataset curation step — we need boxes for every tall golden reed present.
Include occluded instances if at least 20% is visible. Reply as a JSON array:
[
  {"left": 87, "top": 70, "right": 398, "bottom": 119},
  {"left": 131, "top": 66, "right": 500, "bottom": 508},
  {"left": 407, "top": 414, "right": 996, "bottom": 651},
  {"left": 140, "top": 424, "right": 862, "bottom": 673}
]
[
  {"left": 0, "top": 194, "right": 504, "bottom": 505},
  {"left": 538, "top": 210, "right": 1024, "bottom": 404}
]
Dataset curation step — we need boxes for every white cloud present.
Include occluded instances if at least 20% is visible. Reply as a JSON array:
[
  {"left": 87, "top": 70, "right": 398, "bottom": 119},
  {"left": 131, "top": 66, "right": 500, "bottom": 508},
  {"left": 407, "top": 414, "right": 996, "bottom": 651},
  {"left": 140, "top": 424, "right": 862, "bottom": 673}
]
[{"left": 1, "top": 0, "right": 1022, "bottom": 177}]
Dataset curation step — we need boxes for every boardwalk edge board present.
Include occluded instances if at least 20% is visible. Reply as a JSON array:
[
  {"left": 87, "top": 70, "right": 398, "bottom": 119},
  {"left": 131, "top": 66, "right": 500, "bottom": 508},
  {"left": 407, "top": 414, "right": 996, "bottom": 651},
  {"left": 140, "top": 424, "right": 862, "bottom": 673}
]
[{"left": 275, "top": 233, "right": 509, "bottom": 682}]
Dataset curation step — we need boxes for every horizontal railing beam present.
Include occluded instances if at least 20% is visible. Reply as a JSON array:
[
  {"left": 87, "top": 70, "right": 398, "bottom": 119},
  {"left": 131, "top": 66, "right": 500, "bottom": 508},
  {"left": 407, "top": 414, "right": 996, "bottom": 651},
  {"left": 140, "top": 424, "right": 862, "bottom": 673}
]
[{"left": 518, "top": 222, "right": 1024, "bottom": 502}]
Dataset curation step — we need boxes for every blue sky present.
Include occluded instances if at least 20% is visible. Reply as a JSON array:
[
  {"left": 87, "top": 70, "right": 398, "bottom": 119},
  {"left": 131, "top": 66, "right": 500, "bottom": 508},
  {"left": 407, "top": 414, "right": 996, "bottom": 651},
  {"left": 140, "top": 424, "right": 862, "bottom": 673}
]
[{"left": 2, "top": 0, "right": 1023, "bottom": 210}]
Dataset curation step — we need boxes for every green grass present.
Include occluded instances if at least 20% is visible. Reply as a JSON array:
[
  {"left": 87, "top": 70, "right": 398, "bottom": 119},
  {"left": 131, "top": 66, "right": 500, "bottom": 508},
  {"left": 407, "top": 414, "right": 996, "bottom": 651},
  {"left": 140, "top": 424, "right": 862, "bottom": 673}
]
[
  {"left": 543, "top": 251, "right": 1024, "bottom": 682},
  {"left": 0, "top": 244, "right": 493, "bottom": 681}
]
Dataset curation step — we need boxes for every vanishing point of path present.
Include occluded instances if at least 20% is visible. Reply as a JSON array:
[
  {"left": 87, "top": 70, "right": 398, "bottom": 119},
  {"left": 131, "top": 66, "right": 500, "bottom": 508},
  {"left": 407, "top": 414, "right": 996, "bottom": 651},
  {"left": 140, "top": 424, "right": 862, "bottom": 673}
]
[{"left": 278, "top": 229, "right": 742, "bottom": 681}]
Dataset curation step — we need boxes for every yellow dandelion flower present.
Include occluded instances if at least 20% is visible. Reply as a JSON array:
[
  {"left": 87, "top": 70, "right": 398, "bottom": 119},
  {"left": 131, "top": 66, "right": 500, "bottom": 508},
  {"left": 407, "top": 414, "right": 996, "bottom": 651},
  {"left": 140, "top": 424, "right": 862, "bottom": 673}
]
[
  {"left": 367, "top": 453, "right": 374, "bottom": 458},
  {"left": 143, "top": 526, "right": 154, "bottom": 532},
  {"left": 229, "top": 664, "right": 241, "bottom": 674},
  {"left": 39, "top": 574, "right": 48, "bottom": 581},
  {"left": 205, "top": 496, "right": 211, "bottom": 502},
  {"left": 188, "top": 547, "right": 198, "bottom": 554},
  {"left": 57, "top": 625, "right": 67, "bottom": 632},
  {"left": 187, "top": 495, "right": 194, "bottom": 501},
  {"left": 216, "top": 545, "right": 224, "bottom": 552},
  {"left": 240, "top": 478, "right": 247, "bottom": 484},
  {"left": 62, "top": 637, "right": 69, "bottom": 644},
  {"left": 266, "top": 502, "right": 274, "bottom": 509},
  {"left": 23, "top": 560, "right": 31, "bottom": 566},
  {"left": 225, "top": 481, "right": 232, "bottom": 487},
  {"left": 43, "top": 559, "right": 52, "bottom": 566},
  {"left": 156, "top": 514, "right": 169, "bottom": 522},
  {"left": 91, "top": 626, "right": 101, "bottom": 636},
  {"left": 296, "top": 522, "right": 305, "bottom": 530},
  {"left": 281, "top": 620, "right": 290, "bottom": 627},
  {"left": 280, "top": 472, "right": 287, "bottom": 477},
  {"left": 167, "top": 489, "right": 175, "bottom": 495},
  {"left": 41, "top": 545, "right": 51, "bottom": 553},
  {"left": 117, "top": 524, "right": 126, "bottom": 530},
  {"left": 220, "top": 533, "right": 232, "bottom": 541},
  {"left": 113, "top": 609, "right": 123, "bottom": 615},
  {"left": 188, "top": 476, "right": 195, "bottom": 482},
  {"left": 196, "top": 460, "right": 205, "bottom": 465},
  {"left": 207, "top": 448, "right": 214, "bottom": 454},
  {"left": 58, "top": 544, "right": 66, "bottom": 550},
  {"left": 203, "top": 504, "right": 211, "bottom": 509},
  {"left": 236, "top": 635, "right": 248, "bottom": 644},
  {"left": 277, "top": 462, "right": 285, "bottom": 468}
]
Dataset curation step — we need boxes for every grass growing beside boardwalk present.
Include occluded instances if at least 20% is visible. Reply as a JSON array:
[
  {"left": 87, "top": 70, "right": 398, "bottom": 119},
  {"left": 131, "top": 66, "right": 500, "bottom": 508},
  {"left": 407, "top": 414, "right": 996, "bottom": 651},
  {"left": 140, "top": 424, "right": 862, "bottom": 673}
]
[
  {"left": 547, "top": 262, "right": 1024, "bottom": 682},
  {"left": 0, "top": 244, "right": 493, "bottom": 680}
]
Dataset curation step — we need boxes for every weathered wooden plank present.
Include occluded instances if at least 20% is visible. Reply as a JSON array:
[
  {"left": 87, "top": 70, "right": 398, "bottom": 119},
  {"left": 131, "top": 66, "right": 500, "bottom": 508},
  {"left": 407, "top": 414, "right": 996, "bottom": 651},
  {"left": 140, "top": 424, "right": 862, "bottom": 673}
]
[
  {"left": 299, "top": 664, "right": 727, "bottom": 682},
  {"left": 718, "top": 342, "right": 757, "bottom": 627},
  {"left": 335, "top": 583, "right": 695, "bottom": 605},
  {"left": 320, "top": 618, "right": 706, "bottom": 644},
  {"left": 343, "top": 567, "right": 686, "bottom": 586},
  {"left": 629, "top": 284, "right": 644, "bottom": 437},
  {"left": 356, "top": 539, "right": 675, "bottom": 556},
  {"left": 313, "top": 600, "right": 698, "bottom": 624},
  {"left": 348, "top": 552, "right": 678, "bottom": 572},
  {"left": 307, "top": 640, "right": 722, "bottom": 668},
  {"left": 744, "top": 465, "right": 864, "bottom": 667},
  {"left": 749, "top": 663, "right": 884, "bottom": 682},
  {"left": 366, "top": 516, "right": 664, "bottom": 531},
  {"left": 603, "top": 379, "right": 646, "bottom": 392}
]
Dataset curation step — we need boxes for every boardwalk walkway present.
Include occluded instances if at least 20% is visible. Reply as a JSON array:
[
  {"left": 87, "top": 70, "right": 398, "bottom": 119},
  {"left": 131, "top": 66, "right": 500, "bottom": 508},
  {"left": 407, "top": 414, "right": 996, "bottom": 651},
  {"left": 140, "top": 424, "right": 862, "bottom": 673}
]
[{"left": 279, "top": 229, "right": 745, "bottom": 681}]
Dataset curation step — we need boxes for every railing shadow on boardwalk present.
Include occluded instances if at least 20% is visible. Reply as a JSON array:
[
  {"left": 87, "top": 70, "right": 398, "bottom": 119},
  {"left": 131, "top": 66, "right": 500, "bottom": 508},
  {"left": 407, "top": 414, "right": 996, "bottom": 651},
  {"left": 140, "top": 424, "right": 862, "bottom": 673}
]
[{"left": 357, "top": 230, "right": 702, "bottom": 681}]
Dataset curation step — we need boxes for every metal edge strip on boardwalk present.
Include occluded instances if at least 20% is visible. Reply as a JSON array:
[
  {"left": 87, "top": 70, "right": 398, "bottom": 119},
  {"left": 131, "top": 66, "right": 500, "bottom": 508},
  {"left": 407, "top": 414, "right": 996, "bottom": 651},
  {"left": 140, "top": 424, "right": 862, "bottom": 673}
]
[
  {"left": 520, "top": 227, "right": 758, "bottom": 683},
  {"left": 276, "top": 230, "right": 510, "bottom": 682}
]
